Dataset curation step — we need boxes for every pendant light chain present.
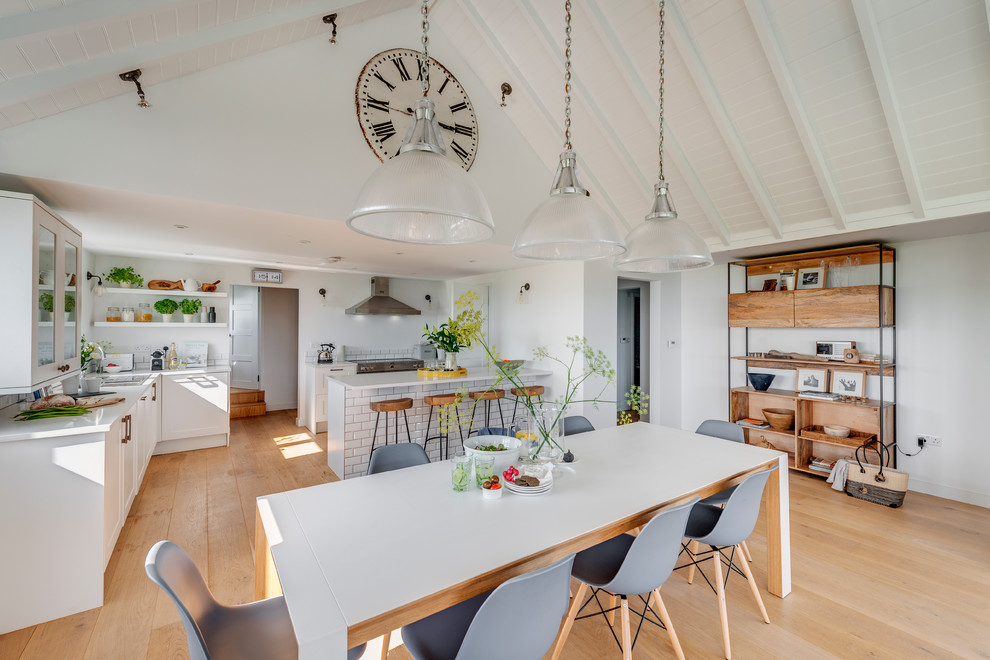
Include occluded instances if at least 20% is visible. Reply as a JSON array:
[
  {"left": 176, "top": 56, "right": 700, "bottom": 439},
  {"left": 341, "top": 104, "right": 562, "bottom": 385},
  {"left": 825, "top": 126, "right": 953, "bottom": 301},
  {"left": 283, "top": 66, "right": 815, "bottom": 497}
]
[
  {"left": 658, "top": 0, "right": 665, "bottom": 181},
  {"left": 419, "top": 0, "right": 430, "bottom": 96},
  {"left": 563, "top": 0, "right": 573, "bottom": 150}
]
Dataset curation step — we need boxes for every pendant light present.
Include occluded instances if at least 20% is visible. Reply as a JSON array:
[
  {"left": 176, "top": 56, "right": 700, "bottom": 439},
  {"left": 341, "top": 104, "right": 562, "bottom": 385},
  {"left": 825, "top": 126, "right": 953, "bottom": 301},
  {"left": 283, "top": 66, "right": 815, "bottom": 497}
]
[
  {"left": 512, "top": 0, "right": 625, "bottom": 261},
  {"left": 347, "top": 1, "right": 494, "bottom": 245},
  {"left": 614, "top": 0, "right": 713, "bottom": 273}
]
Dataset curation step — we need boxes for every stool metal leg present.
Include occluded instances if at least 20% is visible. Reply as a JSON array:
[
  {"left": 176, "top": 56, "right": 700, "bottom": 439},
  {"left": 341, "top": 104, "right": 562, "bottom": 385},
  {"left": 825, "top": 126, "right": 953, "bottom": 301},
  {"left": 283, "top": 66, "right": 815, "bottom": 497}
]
[
  {"left": 403, "top": 409, "right": 412, "bottom": 443},
  {"left": 371, "top": 412, "right": 382, "bottom": 455},
  {"left": 497, "top": 399, "right": 505, "bottom": 427}
]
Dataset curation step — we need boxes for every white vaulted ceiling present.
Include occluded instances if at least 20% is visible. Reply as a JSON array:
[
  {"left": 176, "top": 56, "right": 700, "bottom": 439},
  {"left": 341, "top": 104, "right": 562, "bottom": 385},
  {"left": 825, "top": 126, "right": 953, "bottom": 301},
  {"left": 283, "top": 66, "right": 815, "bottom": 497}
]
[{"left": 0, "top": 0, "right": 988, "bottom": 277}]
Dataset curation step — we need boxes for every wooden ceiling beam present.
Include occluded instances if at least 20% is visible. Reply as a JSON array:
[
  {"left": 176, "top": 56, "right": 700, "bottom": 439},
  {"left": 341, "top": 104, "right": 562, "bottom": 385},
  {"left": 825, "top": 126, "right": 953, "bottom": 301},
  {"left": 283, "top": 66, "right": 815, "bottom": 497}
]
[
  {"left": 454, "top": 0, "right": 629, "bottom": 229},
  {"left": 850, "top": 0, "right": 926, "bottom": 219},
  {"left": 743, "top": 0, "right": 847, "bottom": 231},
  {"left": 666, "top": 0, "right": 784, "bottom": 240},
  {"left": 583, "top": 0, "right": 732, "bottom": 247},
  {"left": 0, "top": 0, "right": 183, "bottom": 42}
]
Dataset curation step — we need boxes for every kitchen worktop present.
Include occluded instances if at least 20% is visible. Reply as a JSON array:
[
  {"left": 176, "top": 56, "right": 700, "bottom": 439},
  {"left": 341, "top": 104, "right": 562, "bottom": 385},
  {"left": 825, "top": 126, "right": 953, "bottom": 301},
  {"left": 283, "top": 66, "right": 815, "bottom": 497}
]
[
  {"left": 0, "top": 375, "right": 158, "bottom": 443},
  {"left": 327, "top": 367, "right": 552, "bottom": 390}
]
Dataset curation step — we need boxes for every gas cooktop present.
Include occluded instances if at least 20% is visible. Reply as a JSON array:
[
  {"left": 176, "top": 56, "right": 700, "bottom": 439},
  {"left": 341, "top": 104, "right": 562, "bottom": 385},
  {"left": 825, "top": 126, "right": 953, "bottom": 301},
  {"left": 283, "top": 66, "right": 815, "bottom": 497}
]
[{"left": 353, "top": 358, "right": 424, "bottom": 373}]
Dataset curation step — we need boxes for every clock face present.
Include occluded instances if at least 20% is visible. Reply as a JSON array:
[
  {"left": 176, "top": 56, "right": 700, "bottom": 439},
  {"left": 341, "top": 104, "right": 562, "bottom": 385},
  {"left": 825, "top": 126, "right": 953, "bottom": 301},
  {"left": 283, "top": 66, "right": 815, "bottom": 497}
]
[{"left": 356, "top": 48, "right": 478, "bottom": 171}]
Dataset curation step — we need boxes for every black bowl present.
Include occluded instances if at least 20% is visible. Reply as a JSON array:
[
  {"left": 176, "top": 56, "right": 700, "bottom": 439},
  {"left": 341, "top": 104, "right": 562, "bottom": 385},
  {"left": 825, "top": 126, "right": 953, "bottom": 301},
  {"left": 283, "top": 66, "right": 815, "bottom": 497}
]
[{"left": 748, "top": 373, "right": 775, "bottom": 391}]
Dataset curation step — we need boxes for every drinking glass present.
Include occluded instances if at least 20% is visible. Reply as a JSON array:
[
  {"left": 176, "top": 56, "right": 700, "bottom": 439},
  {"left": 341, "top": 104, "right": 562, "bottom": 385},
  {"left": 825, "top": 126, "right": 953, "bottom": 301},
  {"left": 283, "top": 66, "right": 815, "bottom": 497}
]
[
  {"left": 474, "top": 455, "right": 495, "bottom": 487},
  {"left": 451, "top": 452, "right": 472, "bottom": 492}
]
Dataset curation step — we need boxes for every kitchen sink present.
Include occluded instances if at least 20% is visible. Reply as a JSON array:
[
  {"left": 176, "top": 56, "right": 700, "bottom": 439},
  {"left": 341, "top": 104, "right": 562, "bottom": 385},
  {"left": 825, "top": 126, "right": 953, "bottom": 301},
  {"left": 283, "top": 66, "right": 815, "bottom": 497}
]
[{"left": 102, "top": 374, "right": 150, "bottom": 385}]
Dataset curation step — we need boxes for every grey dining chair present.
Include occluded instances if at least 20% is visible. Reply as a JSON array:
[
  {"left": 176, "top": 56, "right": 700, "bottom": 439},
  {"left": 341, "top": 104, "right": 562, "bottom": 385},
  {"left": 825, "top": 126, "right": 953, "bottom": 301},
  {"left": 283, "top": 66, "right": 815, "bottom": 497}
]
[
  {"left": 695, "top": 419, "right": 754, "bottom": 562},
  {"left": 145, "top": 540, "right": 366, "bottom": 660},
  {"left": 401, "top": 554, "right": 575, "bottom": 660},
  {"left": 367, "top": 442, "right": 430, "bottom": 475},
  {"left": 477, "top": 427, "right": 513, "bottom": 436},
  {"left": 679, "top": 467, "right": 777, "bottom": 660},
  {"left": 562, "top": 415, "right": 595, "bottom": 436},
  {"left": 551, "top": 498, "right": 699, "bottom": 660}
]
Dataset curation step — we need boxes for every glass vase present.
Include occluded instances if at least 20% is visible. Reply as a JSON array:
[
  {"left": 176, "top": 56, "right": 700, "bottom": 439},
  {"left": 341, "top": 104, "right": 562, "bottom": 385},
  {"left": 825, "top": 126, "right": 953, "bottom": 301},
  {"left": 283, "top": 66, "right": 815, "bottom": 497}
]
[
  {"left": 526, "top": 403, "right": 565, "bottom": 463},
  {"left": 445, "top": 351, "right": 459, "bottom": 371}
]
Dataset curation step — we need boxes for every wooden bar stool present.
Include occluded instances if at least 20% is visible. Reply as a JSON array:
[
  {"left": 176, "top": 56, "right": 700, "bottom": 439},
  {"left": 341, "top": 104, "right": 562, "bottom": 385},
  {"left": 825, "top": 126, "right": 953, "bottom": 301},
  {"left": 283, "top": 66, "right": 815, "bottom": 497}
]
[
  {"left": 468, "top": 389, "right": 505, "bottom": 436},
  {"left": 510, "top": 385, "right": 545, "bottom": 425},
  {"left": 369, "top": 398, "right": 413, "bottom": 457},
  {"left": 424, "top": 394, "right": 464, "bottom": 460}
]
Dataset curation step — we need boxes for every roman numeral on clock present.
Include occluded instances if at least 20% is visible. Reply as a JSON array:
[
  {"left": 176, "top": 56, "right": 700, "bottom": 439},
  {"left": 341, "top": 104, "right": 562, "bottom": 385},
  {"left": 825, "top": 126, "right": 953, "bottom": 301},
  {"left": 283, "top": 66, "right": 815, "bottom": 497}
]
[
  {"left": 393, "top": 57, "right": 412, "bottom": 81},
  {"left": 450, "top": 101, "right": 468, "bottom": 113},
  {"left": 453, "top": 123, "right": 474, "bottom": 137},
  {"left": 373, "top": 72, "right": 395, "bottom": 91},
  {"left": 450, "top": 140, "right": 469, "bottom": 162},
  {"left": 438, "top": 78, "right": 449, "bottom": 94},
  {"left": 366, "top": 95, "right": 390, "bottom": 113},
  {"left": 372, "top": 120, "right": 396, "bottom": 142}
]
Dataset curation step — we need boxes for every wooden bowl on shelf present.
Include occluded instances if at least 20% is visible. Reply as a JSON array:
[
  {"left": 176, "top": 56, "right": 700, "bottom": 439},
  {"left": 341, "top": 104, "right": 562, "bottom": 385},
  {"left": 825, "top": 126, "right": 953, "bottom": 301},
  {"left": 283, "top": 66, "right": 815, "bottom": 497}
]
[{"left": 762, "top": 408, "right": 795, "bottom": 431}]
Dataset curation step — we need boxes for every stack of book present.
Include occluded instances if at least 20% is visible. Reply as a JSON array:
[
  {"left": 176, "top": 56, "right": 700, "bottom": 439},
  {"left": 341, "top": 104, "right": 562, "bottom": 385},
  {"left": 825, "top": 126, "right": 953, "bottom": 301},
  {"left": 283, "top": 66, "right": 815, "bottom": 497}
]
[
  {"left": 736, "top": 418, "right": 770, "bottom": 429},
  {"left": 798, "top": 391, "right": 842, "bottom": 401},
  {"left": 808, "top": 456, "right": 837, "bottom": 474}
]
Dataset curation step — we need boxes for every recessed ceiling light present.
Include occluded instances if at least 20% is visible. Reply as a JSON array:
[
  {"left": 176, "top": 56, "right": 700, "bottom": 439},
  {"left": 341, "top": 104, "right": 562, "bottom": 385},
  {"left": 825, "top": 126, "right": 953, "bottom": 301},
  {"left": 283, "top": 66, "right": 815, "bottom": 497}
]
[
  {"left": 468, "top": 260, "right": 477, "bottom": 263},
  {"left": 395, "top": 252, "right": 404, "bottom": 255},
  {"left": 173, "top": 224, "right": 189, "bottom": 229},
  {"left": 318, "top": 256, "right": 342, "bottom": 265},
  {"left": 300, "top": 239, "right": 312, "bottom": 244}
]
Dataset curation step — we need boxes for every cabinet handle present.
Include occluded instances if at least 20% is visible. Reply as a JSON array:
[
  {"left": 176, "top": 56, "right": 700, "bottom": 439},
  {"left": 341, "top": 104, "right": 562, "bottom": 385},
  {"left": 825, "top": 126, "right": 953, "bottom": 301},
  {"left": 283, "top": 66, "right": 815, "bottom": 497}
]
[
  {"left": 121, "top": 414, "right": 131, "bottom": 443},
  {"left": 151, "top": 382, "right": 157, "bottom": 401},
  {"left": 140, "top": 396, "right": 147, "bottom": 401}
]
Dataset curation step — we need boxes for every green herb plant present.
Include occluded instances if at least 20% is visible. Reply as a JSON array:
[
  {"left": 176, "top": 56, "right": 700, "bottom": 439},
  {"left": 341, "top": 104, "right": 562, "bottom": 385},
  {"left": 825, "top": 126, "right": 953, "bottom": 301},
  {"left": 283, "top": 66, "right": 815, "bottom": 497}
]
[
  {"left": 64, "top": 293, "right": 75, "bottom": 314},
  {"left": 38, "top": 292, "right": 54, "bottom": 313},
  {"left": 80, "top": 334, "right": 113, "bottom": 368},
  {"left": 422, "top": 291, "right": 485, "bottom": 355},
  {"left": 154, "top": 299, "right": 179, "bottom": 315},
  {"left": 103, "top": 266, "right": 144, "bottom": 287},
  {"left": 179, "top": 298, "right": 202, "bottom": 315}
]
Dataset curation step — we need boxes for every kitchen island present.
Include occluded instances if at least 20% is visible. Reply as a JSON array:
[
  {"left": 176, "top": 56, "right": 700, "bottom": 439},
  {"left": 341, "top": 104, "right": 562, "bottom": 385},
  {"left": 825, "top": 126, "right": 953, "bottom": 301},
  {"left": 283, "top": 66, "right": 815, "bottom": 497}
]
[{"left": 326, "top": 367, "right": 552, "bottom": 478}]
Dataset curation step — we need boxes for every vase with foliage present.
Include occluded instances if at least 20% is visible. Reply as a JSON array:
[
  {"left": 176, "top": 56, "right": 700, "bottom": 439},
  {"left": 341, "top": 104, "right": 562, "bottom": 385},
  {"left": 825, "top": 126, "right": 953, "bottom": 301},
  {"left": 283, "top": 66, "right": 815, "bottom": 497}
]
[
  {"left": 64, "top": 292, "right": 76, "bottom": 322},
  {"left": 179, "top": 298, "right": 201, "bottom": 323},
  {"left": 104, "top": 266, "right": 144, "bottom": 288},
  {"left": 452, "top": 291, "right": 648, "bottom": 462},
  {"left": 154, "top": 298, "right": 179, "bottom": 322},
  {"left": 38, "top": 291, "right": 54, "bottom": 321},
  {"left": 423, "top": 292, "right": 484, "bottom": 371},
  {"left": 80, "top": 335, "right": 113, "bottom": 369}
]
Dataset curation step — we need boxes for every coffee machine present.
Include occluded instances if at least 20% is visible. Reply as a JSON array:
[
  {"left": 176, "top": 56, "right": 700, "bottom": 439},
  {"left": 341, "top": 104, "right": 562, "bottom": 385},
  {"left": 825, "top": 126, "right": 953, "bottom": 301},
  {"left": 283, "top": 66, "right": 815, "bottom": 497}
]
[{"left": 150, "top": 346, "right": 168, "bottom": 371}]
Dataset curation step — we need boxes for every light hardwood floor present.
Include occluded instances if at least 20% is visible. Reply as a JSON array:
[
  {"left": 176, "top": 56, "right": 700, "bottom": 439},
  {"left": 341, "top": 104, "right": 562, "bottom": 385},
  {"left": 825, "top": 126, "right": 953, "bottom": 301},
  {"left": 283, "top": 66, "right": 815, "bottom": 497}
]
[{"left": 1, "top": 410, "right": 987, "bottom": 659}]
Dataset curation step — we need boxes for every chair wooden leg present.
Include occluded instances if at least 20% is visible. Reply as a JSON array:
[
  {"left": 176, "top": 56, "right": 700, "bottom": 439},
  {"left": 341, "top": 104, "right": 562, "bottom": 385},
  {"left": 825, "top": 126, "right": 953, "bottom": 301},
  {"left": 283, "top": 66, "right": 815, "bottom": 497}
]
[
  {"left": 712, "top": 548, "right": 731, "bottom": 659},
  {"left": 651, "top": 588, "right": 685, "bottom": 660},
  {"left": 551, "top": 582, "right": 588, "bottom": 660},
  {"left": 736, "top": 544, "right": 770, "bottom": 624},
  {"left": 686, "top": 540, "right": 700, "bottom": 584},
  {"left": 380, "top": 631, "right": 391, "bottom": 660},
  {"left": 606, "top": 592, "right": 618, "bottom": 625},
  {"left": 740, "top": 539, "right": 753, "bottom": 563},
  {"left": 620, "top": 597, "right": 633, "bottom": 660}
]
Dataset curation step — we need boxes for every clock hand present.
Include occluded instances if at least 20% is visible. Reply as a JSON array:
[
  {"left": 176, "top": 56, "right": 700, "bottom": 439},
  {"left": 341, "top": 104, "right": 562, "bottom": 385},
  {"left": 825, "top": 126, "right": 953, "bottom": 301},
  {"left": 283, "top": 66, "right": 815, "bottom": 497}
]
[{"left": 399, "top": 107, "right": 468, "bottom": 134}]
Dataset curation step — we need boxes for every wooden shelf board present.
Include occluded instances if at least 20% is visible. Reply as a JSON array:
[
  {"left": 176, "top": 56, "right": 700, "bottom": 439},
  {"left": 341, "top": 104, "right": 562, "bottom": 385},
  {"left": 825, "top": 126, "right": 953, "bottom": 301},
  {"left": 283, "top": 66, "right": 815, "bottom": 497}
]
[
  {"left": 93, "top": 322, "right": 228, "bottom": 328},
  {"left": 103, "top": 287, "right": 228, "bottom": 298},
  {"left": 742, "top": 427, "right": 795, "bottom": 441},
  {"left": 732, "top": 387, "right": 892, "bottom": 409},
  {"left": 734, "top": 356, "right": 894, "bottom": 376},
  {"left": 729, "top": 244, "right": 894, "bottom": 275},
  {"left": 798, "top": 433, "right": 867, "bottom": 450},
  {"left": 731, "top": 386, "right": 797, "bottom": 399}
]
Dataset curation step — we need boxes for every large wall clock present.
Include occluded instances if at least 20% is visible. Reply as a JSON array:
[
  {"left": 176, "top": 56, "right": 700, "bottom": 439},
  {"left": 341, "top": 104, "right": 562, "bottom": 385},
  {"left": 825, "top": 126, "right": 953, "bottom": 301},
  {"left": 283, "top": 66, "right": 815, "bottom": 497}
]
[{"left": 356, "top": 48, "right": 478, "bottom": 171}]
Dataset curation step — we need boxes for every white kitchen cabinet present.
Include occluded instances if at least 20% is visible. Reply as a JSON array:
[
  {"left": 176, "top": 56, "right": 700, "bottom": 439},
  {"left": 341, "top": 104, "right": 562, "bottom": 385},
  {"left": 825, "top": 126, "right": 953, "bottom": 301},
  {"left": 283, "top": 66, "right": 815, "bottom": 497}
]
[
  {"left": 102, "top": 414, "right": 125, "bottom": 566},
  {"left": 301, "top": 363, "right": 356, "bottom": 434},
  {"left": 157, "top": 371, "right": 229, "bottom": 454},
  {"left": 0, "top": 191, "right": 83, "bottom": 394}
]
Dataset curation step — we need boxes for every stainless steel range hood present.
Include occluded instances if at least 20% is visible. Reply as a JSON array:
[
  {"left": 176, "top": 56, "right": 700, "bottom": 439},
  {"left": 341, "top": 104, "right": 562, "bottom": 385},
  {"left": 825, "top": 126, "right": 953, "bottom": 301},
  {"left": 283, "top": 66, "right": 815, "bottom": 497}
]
[{"left": 345, "top": 277, "right": 421, "bottom": 316}]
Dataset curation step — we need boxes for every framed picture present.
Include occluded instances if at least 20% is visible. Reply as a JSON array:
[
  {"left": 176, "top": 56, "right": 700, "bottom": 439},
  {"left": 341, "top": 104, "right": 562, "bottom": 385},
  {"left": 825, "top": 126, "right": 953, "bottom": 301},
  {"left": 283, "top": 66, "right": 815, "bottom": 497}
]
[
  {"left": 181, "top": 341, "right": 209, "bottom": 368},
  {"left": 761, "top": 278, "right": 778, "bottom": 292},
  {"left": 797, "top": 266, "right": 827, "bottom": 290},
  {"left": 830, "top": 370, "right": 865, "bottom": 398},
  {"left": 796, "top": 368, "right": 828, "bottom": 393}
]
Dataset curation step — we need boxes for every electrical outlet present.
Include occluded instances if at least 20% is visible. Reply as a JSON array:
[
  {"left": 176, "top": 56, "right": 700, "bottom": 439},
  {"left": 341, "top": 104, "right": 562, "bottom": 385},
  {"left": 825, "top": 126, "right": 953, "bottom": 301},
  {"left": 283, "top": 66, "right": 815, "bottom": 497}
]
[
  {"left": 917, "top": 434, "right": 941, "bottom": 447},
  {"left": 135, "top": 345, "right": 151, "bottom": 353}
]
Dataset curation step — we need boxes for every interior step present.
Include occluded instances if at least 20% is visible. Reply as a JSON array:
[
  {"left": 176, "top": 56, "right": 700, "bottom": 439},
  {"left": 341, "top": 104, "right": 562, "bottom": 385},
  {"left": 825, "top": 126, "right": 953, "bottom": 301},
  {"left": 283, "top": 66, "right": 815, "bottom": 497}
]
[
  {"left": 231, "top": 387, "right": 265, "bottom": 405},
  {"left": 230, "top": 401, "right": 267, "bottom": 419}
]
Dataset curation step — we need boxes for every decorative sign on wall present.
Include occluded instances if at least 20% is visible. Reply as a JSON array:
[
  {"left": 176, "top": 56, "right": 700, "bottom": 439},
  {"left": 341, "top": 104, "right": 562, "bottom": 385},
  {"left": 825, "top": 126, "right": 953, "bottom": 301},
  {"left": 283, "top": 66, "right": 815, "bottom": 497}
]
[{"left": 252, "top": 269, "right": 283, "bottom": 284}]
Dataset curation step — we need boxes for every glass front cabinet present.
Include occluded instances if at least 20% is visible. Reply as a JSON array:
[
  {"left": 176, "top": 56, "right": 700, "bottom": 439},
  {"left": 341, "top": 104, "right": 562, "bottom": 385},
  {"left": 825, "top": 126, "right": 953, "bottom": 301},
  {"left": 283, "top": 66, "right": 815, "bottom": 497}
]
[{"left": 0, "top": 191, "right": 83, "bottom": 393}]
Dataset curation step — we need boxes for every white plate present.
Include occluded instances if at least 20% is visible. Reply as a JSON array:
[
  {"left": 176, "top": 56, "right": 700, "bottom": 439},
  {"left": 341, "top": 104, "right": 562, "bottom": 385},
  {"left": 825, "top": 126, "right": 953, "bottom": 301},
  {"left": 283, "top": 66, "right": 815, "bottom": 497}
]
[{"left": 505, "top": 482, "right": 553, "bottom": 496}]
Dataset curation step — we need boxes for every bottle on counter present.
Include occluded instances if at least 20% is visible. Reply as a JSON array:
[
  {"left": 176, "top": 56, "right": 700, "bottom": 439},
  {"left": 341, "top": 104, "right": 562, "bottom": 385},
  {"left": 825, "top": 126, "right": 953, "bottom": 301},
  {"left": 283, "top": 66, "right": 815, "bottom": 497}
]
[
  {"left": 207, "top": 306, "right": 216, "bottom": 323},
  {"left": 167, "top": 342, "right": 179, "bottom": 370}
]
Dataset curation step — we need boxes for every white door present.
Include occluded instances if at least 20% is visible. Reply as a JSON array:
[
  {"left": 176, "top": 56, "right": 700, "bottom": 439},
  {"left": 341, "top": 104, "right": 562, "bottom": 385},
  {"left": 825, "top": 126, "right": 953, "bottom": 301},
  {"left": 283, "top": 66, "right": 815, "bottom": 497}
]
[{"left": 230, "top": 285, "right": 260, "bottom": 389}]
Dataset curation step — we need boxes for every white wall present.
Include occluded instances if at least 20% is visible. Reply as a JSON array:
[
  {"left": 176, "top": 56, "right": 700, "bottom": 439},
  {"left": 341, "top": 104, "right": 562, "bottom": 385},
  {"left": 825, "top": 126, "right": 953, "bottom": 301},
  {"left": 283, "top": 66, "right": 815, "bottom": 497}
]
[
  {"left": 260, "top": 287, "right": 298, "bottom": 411},
  {"left": 652, "top": 273, "right": 682, "bottom": 428},
  {"left": 664, "top": 231, "right": 990, "bottom": 508}
]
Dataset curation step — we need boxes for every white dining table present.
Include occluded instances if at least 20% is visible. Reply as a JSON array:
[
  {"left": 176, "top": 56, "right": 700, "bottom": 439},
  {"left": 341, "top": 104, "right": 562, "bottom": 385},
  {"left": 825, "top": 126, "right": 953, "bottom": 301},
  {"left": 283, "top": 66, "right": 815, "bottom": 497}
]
[{"left": 254, "top": 422, "right": 790, "bottom": 659}]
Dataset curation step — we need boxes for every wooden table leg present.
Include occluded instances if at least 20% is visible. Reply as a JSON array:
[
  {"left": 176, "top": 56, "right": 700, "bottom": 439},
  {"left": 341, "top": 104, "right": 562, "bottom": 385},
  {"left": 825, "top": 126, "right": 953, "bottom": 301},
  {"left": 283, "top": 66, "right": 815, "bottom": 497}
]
[
  {"left": 255, "top": 505, "right": 283, "bottom": 601},
  {"left": 765, "top": 454, "right": 791, "bottom": 598}
]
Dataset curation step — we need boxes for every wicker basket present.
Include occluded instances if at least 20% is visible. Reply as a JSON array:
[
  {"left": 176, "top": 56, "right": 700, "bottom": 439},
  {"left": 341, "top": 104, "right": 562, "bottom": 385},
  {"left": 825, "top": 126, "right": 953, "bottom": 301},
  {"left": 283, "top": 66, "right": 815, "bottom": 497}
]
[{"left": 845, "top": 443, "right": 908, "bottom": 508}]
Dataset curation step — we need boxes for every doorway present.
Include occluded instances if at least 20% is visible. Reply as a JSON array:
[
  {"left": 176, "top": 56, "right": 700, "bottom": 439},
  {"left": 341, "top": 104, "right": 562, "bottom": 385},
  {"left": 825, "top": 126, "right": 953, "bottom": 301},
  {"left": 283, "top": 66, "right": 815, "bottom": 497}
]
[
  {"left": 617, "top": 279, "right": 650, "bottom": 422},
  {"left": 229, "top": 285, "right": 299, "bottom": 411}
]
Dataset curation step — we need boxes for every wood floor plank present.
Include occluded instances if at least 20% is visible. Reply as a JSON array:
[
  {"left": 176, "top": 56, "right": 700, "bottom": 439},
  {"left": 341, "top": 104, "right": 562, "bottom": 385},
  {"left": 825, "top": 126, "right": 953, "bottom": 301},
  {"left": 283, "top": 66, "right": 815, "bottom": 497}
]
[{"left": 2, "top": 410, "right": 987, "bottom": 659}]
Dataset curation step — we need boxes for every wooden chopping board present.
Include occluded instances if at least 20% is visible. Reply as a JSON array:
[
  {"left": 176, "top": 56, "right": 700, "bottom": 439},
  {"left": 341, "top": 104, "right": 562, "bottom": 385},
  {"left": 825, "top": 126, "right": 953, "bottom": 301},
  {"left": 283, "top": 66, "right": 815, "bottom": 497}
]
[
  {"left": 148, "top": 279, "right": 182, "bottom": 290},
  {"left": 80, "top": 397, "right": 126, "bottom": 408}
]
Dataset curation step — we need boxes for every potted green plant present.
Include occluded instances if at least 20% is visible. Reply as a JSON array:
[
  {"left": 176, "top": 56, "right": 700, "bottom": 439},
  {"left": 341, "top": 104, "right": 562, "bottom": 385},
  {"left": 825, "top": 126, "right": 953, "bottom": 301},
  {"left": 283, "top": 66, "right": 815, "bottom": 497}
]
[
  {"left": 154, "top": 298, "right": 179, "bottom": 322},
  {"left": 64, "top": 292, "right": 76, "bottom": 322},
  {"left": 38, "top": 291, "right": 54, "bottom": 321},
  {"left": 423, "top": 293, "right": 484, "bottom": 371},
  {"left": 179, "top": 298, "right": 201, "bottom": 323},
  {"left": 103, "top": 266, "right": 144, "bottom": 288}
]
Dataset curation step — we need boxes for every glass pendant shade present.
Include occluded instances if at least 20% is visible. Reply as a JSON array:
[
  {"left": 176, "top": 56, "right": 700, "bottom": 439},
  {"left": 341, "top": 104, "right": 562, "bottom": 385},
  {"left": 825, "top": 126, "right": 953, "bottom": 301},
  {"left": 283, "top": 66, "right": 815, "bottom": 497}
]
[
  {"left": 512, "top": 150, "right": 626, "bottom": 260},
  {"left": 347, "top": 98, "right": 494, "bottom": 245},
  {"left": 614, "top": 182, "right": 713, "bottom": 273}
]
